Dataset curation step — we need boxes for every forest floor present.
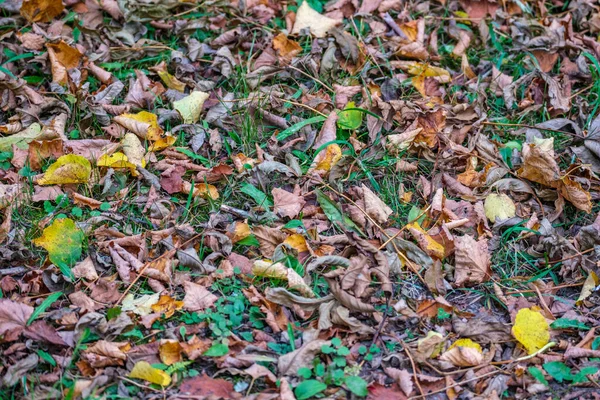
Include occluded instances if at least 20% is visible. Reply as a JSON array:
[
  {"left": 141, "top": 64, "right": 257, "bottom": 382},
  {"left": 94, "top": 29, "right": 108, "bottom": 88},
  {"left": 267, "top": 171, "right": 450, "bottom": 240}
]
[{"left": 1, "top": 0, "right": 600, "bottom": 399}]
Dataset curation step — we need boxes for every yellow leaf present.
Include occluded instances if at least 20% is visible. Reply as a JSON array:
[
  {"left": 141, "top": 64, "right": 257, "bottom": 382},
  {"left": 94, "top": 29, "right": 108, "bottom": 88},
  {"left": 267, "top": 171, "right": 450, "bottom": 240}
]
[
  {"left": 148, "top": 135, "right": 176, "bottom": 152},
  {"left": 314, "top": 144, "right": 342, "bottom": 173},
  {"left": 129, "top": 361, "right": 171, "bottom": 386},
  {"left": 484, "top": 193, "right": 516, "bottom": 223},
  {"left": 121, "top": 133, "right": 146, "bottom": 168},
  {"left": 448, "top": 338, "right": 482, "bottom": 353},
  {"left": 407, "top": 63, "right": 451, "bottom": 80},
  {"left": 97, "top": 152, "right": 137, "bottom": 175},
  {"left": 173, "top": 91, "right": 210, "bottom": 124},
  {"left": 151, "top": 295, "right": 184, "bottom": 318},
  {"left": 512, "top": 308, "right": 550, "bottom": 355},
  {"left": 157, "top": 71, "right": 186, "bottom": 92},
  {"left": 33, "top": 218, "right": 84, "bottom": 266},
  {"left": 37, "top": 154, "right": 91, "bottom": 185},
  {"left": 121, "top": 293, "right": 160, "bottom": 316},
  {"left": 406, "top": 222, "right": 445, "bottom": 260},
  {"left": 159, "top": 341, "right": 183, "bottom": 366},
  {"left": 284, "top": 234, "right": 309, "bottom": 253},
  {"left": 114, "top": 111, "right": 164, "bottom": 141},
  {"left": 291, "top": 1, "right": 340, "bottom": 38},
  {"left": 229, "top": 221, "right": 251, "bottom": 243}
]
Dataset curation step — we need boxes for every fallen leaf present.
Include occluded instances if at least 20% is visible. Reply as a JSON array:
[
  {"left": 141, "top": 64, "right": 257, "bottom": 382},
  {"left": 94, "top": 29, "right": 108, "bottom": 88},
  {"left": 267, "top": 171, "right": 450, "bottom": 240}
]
[
  {"left": 278, "top": 339, "right": 330, "bottom": 375},
  {"left": 46, "top": 41, "right": 82, "bottom": 85},
  {"left": 484, "top": 193, "right": 516, "bottom": 223},
  {"left": 33, "top": 218, "right": 84, "bottom": 266},
  {"left": 576, "top": 271, "right": 599, "bottom": 305},
  {"left": 129, "top": 361, "right": 171, "bottom": 386},
  {"left": 122, "top": 293, "right": 160, "bottom": 316},
  {"left": 253, "top": 260, "right": 315, "bottom": 297},
  {"left": 454, "top": 235, "right": 491, "bottom": 286},
  {"left": 273, "top": 33, "right": 302, "bottom": 61},
  {"left": 151, "top": 295, "right": 184, "bottom": 318},
  {"left": 272, "top": 188, "right": 305, "bottom": 219},
  {"left": 114, "top": 111, "right": 164, "bottom": 141},
  {"left": 121, "top": 133, "right": 146, "bottom": 168},
  {"left": 36, "top": 155, "right": 91, "bottom": 185},
  {"left": 182, "top": 281, "right": 218, "bottom": 311},
  {"left": 179, "top": 374, "right": 235, "bottom": 398},
  {"left": 159, "top": 341, "right": 183, "bottom": 365},
  {"left": 173, "top": 91, "right": 210, "bottom": 124},
  {"left": 292, "top": 1, "right": 340, "bottom": 38},
  {"left": 20, "top": 0, "right": 64, "bottom": 22},
  {"left": 512, "top": 308, "right": 550, "bottom": 355}
]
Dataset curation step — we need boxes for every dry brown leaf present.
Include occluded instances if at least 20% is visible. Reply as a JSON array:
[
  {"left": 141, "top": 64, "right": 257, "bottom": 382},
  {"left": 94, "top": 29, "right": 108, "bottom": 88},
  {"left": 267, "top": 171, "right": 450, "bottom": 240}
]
[
  {"left": 272, "top": 188, "right": 305, "bottom": 219},
  {"left": 46, "top": 41, "right": 82, "bottom": 85},
  {"left": 278, "top": 339, "right": 330, "bottom": 375},
  {"left": 20, "top": 0, "right": 64, "bottom": 22},
  {"left": 384, "top": 368, "right": 414, "bottom": 397},
  {"left": 182, "top": 281, "right": 218, "bottom": 311},
  {"left": 253, "top": 225, "right": 287, "bottom": 258},
  {"left": 454, "top": 235, "right": 491, "bottom": 287},
  {"left": 272, "top": 33, "right": 302, "bottom": 61}
]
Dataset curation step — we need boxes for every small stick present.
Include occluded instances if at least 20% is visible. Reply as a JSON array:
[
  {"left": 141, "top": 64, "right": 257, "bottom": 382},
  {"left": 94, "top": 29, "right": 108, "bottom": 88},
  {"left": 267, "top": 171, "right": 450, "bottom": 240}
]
[{"left": 382, "top": 12, "right": 409, "bottom": 40}]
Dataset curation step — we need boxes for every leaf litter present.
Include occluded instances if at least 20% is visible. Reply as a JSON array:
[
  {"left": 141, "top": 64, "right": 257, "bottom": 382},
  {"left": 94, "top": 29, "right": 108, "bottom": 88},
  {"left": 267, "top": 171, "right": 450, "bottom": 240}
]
[{"left": 1, "top": 0, "right": 600, "bottom": 399}]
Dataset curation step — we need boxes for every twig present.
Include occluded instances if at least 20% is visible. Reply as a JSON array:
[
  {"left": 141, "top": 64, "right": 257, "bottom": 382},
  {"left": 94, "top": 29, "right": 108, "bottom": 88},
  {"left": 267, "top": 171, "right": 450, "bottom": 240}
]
[
  {"left": 401, "top": 342, "right": 425, "bottom": 398},
  {"left": 408, "top": 369, "right": 503, "bottom": 399},
  {"left": 382, "top": 12, "right": 409, "bottom": 40},
  {"left": 482, "top": 121, "right": 581, "bottom": 138},
  {"left": 0, "top": 266, "right": 29, "bottom": 276}
]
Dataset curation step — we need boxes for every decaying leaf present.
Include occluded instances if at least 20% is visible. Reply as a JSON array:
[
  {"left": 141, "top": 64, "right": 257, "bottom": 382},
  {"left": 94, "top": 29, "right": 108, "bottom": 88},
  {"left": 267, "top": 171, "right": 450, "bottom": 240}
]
[
  {"left": 253, "top": 260, "right": 315, "bottom": 297},
  {"left": 33, "top": 218, "right": 84, "bottom": 266},
  {"left": 36, "top": 155, "right": 91, "bottom": 185},
  {"left": 20, "top": 0, "right": 64, "bottom": 22},
  {"left": 454, "top": 235, "right": 491, "bottom": 286}
]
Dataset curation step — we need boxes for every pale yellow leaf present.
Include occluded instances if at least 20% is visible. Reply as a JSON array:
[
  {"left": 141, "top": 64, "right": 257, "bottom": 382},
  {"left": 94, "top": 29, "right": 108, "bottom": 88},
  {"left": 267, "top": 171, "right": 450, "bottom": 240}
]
[
  {"left": 253, "top": 260, "right": 315, "bottom": 297},
  {"left": 292, "top": 1, "right": 340, "bottom": 38},
  {"left": 173, "top": 91, "right": 210, "bottom": 124},
  {"left": 121, "top": 133, "right": 146, "bottom": 168},
  {"left": 484, "top": 193, "right": 516, "bottom": 223}
]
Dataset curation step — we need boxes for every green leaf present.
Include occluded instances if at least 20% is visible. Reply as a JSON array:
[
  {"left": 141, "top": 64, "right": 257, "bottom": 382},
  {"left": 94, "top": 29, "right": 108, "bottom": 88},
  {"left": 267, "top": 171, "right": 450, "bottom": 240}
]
[
  {"left": 284, "top": 219, "right": 304, "bottom": 229},
  {"left": 297, "top": 367, "right": 312, "bottom": 379},
  {"left": 550, "top": 318, "right": 590, "bottom": 330},
  {"left": 358, "top": 345, "right": 367, "bottom": 355},
  {"left": 106, "top": 306, "right": 122, "bottom": 320},
  {"left": 315, "top": 190, "right": 362, "bottom": 234},
  {"left": 543, "top": 361, "right": 572, "bottom": 383},
  {"left": 321, "top": 345, "right": 334, "bottom": 354},
  {"left": 337, "top": 102, "right": 363, "bottom": 130},
  {"left": 331, "top": 337, "right": 342, "bottom": 347},
  {"left": 572, "top": 366, "right": 599, "bottom": 383},
  {"left": 528, "top": 366, "right": 548, "bottom": 385},
  {"left": 32, "top": 218, "right": 84, "bottom": 267},
  {"left": 276, "top": 116, "right": 326, "bottom": 141},
  {"left": 27, "top": 291, "right": 63, "bottom": 325},
  {"left": 204, "top": 343, "right": 229, "bottom": 357},
  {"left": 239, "top": 182, "right": 273, "bottom": 209},
  {"left": 37, "top": 350, "right": 56, "bottom": 367},
  {"left": 236, "top": 234, "right": 260, "bottom": 247},
  {"left": 294, "top": 380, "right": 327, "bottom": 400},
  {"left": 344, "top": 375, "right": 368, "bottom": 397}
]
